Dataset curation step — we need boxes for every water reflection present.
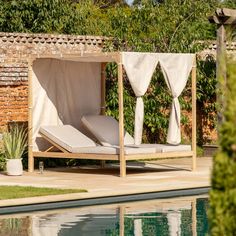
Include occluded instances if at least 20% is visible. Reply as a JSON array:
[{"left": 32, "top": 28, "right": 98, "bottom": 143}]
[{"left": 0, "top": 196, "right": 208, "bottom": 236}]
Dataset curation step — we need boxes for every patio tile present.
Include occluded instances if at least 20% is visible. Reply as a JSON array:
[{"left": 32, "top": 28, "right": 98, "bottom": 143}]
[{"left": 0, "top": 157, "right": 212, "bottom": 207}]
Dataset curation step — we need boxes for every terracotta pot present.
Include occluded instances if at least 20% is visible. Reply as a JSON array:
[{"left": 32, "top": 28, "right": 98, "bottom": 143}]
[{"left": 6, "top": 159, "right": 23, "bottom": 176}]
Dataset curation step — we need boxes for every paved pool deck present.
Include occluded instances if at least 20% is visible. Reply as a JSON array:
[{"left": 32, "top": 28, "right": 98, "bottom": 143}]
[{"left": 0, "top": 157, "right": 212, "bottom": 208}]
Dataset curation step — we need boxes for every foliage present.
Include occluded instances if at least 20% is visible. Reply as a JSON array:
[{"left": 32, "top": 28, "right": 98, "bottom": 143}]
[
  {"left": 94, "top": 0, "right": 128, "bottom": 7},
  {"left": 2, "top": 124, "right": 27, "bottom": 159},
  {"left": 0, "top": 139, "right": 5, "bottom": 170},
  {"left": 101, "top": 0, "right": 219, "bottom": 143},
  {"left": 0, "top": 149, "right": 5, "bottom": 171},
  {"left": 196, "top": 56, "right": 217, "bottom": 145},
  {"left": 0, "top": 0, "right": 78, "bottom": 34},
  {"left": 0, "top": 185, "right": 87, "bottom": 200},
  {"left": 221, "top": 0, "right": 236, "bottom": 8},
  {"left": 209, "top": 62, "right": 236, "bottom": 236}
]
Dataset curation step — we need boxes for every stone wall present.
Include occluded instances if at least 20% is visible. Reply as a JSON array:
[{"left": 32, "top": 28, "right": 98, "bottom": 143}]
[{"left": 0, "top": 32, "right": 109, "bottom": 131}]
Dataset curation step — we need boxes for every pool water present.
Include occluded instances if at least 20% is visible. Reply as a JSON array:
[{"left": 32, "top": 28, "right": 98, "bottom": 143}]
[{"left": 0, "top": 196, "right": 208, "bottom": 236}]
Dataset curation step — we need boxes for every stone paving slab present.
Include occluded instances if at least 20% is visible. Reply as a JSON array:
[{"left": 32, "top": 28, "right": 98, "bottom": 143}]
[{"left": 0, "top": 157, "right": 212, "bottom": 207}]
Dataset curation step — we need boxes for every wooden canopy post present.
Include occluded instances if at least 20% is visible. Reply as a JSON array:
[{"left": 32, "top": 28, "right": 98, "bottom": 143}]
[
  {"left": 117, "top": 54, "right": 126, "bottom": 177},
  {"left": 101, "top": 62, "right": 107, "bottom": 115},
  {"left": 191, "top": 56, "right": 197, "bottom": 171},
  {"left": 216, "top": 23, "right": 226, "bottom": 124},
  {"left": 100, "top": 62, "right": 107, "bottom": 168},
  {"left": 28, "top": 59, "right": 34, "bottom": 172},
  {"left": 209, "top": 8, "right": 236, "bottom": 124}
]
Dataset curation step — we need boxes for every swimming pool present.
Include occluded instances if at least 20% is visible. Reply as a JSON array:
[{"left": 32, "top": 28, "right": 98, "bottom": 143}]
[{"left": 0, "top": 195, "right": 208, "bottom": 235}]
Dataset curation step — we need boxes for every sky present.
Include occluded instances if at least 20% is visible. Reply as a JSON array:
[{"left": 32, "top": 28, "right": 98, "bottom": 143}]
[{"left": 126, "top": 0, "right": 134, "bottom": 4}]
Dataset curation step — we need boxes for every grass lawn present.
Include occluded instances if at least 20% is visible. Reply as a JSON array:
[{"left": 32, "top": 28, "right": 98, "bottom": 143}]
[{"left": 0, "top": 186, "right": 87, "bottom": 200}]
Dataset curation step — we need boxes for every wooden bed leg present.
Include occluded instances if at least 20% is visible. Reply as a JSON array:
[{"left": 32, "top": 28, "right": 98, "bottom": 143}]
[
  {"left": 100, "top": 160, "right": 105, "bottom": 168},
  {"left": 28, "top": 151, "right": 34, "bottom": 172},
  {"left": 120, "top": 155, "right": 126, "bottom": 177},
  {"left": 192, "top": 154, "right": 197, "bottom": 171}
]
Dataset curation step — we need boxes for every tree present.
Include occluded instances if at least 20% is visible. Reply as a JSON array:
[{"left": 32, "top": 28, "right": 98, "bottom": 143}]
[{"left": 0, "top": 0, "right": 78, "bottom": 34}]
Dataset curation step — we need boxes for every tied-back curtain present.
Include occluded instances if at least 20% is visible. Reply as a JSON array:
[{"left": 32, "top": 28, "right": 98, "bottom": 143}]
[
  {"left": 159, "top": 54, "right": 195, "bottom": 145},
  {"left": 122, "top": 52, "right": 159, "bottom": 145}
]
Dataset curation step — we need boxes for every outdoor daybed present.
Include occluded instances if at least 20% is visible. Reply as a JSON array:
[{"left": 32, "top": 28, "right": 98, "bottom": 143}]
[{"left": 29, "top": 52, "right": 197, "bottom": 177}]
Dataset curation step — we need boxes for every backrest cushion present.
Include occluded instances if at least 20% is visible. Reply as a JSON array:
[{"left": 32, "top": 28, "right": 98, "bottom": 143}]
[
  {"left": 40, "top": 125, "right": 96, "bottom": 152},
  {"left": 81, "top": 115, "right": 134, "bottom": 146}
]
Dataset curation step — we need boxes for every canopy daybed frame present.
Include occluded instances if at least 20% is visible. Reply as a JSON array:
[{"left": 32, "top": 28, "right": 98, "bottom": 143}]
[{"left": 28, "top": 52, "right": 196, "bottom": 177}]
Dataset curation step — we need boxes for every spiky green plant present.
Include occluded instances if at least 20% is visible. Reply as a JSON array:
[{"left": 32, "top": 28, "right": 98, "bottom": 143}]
[{"left": 2, "top": 125, "right": 27, "bottom": 159}]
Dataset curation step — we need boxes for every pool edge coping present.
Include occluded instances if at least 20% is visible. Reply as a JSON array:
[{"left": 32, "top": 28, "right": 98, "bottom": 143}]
[{"left": 0, "top": 186, "right": 210, "bottom": 215}]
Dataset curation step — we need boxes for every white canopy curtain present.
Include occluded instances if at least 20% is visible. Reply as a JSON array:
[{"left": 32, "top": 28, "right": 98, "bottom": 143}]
[
  {"left": 32, "top": 59, "right": 101, "bottom": 151},
  {"left": 122, "top": 52, "right": 194, "bottom": 145},
  {"left": 158, "top": 54, "right": 195, "bottom": 145},
  {"left": 122, "top": 52, "right": 159, "bottom": 145}
]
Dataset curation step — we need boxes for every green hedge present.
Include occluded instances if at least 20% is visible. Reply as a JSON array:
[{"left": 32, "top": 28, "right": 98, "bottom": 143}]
[{"left": 209, "top": 62, "right": 236, "bottom": 236}]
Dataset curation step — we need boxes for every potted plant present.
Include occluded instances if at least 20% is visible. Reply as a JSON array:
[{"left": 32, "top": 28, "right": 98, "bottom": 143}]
[{"left": 2, "top": 124, "right": 27, "bottom": 176}]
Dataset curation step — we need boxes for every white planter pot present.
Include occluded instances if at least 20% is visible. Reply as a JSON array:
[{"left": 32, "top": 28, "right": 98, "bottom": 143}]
[{"left": 6, "top": 159, "right": 23, "bottom": 176}]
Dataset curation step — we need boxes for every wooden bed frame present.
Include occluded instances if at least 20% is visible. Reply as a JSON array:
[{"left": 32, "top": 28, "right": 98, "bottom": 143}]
[
  {"left": 28, "top": 52, "right": 197, "bottom": 177},
  {"left": 35, "top": 132, "right": 194, "bottom": 161}
]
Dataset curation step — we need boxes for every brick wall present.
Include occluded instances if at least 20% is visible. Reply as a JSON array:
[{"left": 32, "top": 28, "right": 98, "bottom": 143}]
[{"left": 0, "top": 63, "right": 28, "bottom": 130}]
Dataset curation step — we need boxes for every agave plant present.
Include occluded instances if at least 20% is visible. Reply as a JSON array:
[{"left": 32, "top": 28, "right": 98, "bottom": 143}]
[{"left": 2, "top": 125, "right": 28, "bottom": 159}]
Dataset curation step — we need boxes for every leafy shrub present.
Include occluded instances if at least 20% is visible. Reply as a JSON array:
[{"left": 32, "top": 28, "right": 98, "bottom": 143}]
[
  {"left": 196, "top": 56, "right": 217, "bottom": 145},
  {"left": 0, "top": 149, "right": 5, "bottom": 171},
  {"left": 209, "top": 62, "right": 236, "bottom": 235}
]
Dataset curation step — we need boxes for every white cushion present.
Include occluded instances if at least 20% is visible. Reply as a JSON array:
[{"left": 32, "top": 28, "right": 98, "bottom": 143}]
[
  {"left": 81, "top": 115, "right": 134, "bottom": 146},
  {"left": 73, "top": 146, "right": 156, "bottom": 154},
  {"left": 137, "top": 144, "right": 191, "bottom": 152},
  {"left": 124, "top": 146, "right": 156, "bottom": 155},
  {"left": 72, "top": 146, "right": 117, "bottom": 154},
  {"left": 40, "top": 125, "right": 96, "bottom": 153},
  {"left": 159, "top": 144, "right": 191, "bottom": 152}
]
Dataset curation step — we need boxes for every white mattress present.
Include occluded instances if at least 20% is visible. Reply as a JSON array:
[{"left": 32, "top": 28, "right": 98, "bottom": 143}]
[
  {"left": 73, "top": 146, "right": 156, "bottom": 154},
  {"left": 40, "top": 125, "right": 97, "bottom": 153},
  {"left": 40, "top": 125, "right": 156, "bottom": 154},
  {"left": 81, "top": 115, "right": 134, "bottom": 146},
  {"left": 132, "top": 144, "right": 191, "bottom": 153},
  {"left": 81, "top": 115, "right": 191, "bottom": 153}
]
